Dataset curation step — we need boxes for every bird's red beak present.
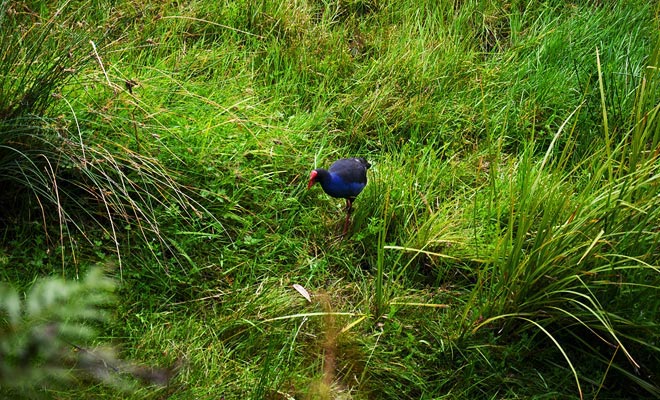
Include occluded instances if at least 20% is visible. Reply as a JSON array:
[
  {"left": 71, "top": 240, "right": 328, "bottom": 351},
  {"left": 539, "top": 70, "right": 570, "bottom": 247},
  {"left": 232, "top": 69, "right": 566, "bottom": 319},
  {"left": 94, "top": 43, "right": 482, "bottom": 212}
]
[{"left": 307, "top": 170, "right": 318, "bottom": 189}]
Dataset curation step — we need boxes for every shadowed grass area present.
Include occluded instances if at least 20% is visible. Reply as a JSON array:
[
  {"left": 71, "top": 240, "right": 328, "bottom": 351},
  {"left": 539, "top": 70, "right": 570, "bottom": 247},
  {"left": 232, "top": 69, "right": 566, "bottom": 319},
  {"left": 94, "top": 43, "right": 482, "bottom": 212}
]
[{"left": 1, "top": 0, "right": 659, "bottom": 399}]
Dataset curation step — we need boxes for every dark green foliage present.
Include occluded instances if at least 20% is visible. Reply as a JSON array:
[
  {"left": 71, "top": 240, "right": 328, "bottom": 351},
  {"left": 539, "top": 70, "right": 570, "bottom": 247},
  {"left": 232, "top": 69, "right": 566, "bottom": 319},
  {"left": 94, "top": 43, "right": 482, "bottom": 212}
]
[
  {"left": 0, "top": 268, "right": 173, "bottom": 398},
  {"left": 0, "top": 269, "right": 113, "bottom": 390}
]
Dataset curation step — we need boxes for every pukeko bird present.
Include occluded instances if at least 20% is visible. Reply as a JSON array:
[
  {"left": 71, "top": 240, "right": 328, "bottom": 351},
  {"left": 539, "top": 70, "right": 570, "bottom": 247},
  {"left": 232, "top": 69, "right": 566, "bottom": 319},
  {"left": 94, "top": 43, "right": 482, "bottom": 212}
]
[{"left": 307, "top": 157, "right": 371, "bottom": 236}]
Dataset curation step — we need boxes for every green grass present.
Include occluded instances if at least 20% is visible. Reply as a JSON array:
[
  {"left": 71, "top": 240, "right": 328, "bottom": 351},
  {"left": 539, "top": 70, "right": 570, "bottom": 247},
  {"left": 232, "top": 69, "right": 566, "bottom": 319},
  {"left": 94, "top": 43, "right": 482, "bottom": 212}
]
[{"left": 1, "top": 0, "right": 659, "bottom": 398}]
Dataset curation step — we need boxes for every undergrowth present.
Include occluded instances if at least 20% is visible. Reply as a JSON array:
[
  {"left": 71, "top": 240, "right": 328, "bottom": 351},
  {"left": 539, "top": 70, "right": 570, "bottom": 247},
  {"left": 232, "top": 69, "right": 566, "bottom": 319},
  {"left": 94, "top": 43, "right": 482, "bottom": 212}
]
[{"left": 1, "top": 0, "right": 658, "bottom": 399}]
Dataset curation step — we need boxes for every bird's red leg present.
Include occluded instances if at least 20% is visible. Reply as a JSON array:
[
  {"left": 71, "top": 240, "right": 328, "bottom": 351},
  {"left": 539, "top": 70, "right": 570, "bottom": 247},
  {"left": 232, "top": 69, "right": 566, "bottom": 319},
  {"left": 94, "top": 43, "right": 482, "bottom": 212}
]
[
  {"left": 342, "top": 212, "right": 350, "bottom": 236},
  {"left": 342, "top": 199, "right": 353, "bottom": 237}
]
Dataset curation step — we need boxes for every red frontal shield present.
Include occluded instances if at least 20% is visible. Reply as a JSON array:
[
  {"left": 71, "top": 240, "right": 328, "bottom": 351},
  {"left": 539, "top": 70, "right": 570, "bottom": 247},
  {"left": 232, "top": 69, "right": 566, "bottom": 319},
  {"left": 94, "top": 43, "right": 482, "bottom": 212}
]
[{"left": 307, "top": 170, "right": 318, "bottom": 189}]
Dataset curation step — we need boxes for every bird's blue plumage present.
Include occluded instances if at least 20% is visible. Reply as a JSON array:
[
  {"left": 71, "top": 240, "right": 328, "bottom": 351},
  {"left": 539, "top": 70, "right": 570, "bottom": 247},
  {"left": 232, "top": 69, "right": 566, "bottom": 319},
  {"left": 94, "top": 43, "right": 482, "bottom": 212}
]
[
  {"left": 309, "top": 157, "right": 371, "bottom": 200},
  {"left": 318, "top": 172, "right": 366, "bottom": 199},
  {"left": 308, "top": 157, "right": 371, "bottom": 235}
]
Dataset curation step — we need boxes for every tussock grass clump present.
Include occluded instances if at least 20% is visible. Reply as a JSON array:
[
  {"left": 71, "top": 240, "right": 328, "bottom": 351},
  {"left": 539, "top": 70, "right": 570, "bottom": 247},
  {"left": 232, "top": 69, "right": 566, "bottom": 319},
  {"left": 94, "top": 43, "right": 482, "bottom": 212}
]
[
  {"left": 474, "top": 53, "right": 658, "bottom": 397},
  {"left": 0, "top": 1, "right": 219, "bottom": 278},
  {"left": 361, "top": 41, "right": 660, "bottom": 398}
]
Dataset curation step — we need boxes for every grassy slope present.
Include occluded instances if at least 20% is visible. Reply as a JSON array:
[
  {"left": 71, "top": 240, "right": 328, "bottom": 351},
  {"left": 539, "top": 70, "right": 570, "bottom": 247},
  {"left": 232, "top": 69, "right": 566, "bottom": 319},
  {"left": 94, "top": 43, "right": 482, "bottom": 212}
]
[{"left": 2, "top": 1, "right": 659, "bottom": 399}]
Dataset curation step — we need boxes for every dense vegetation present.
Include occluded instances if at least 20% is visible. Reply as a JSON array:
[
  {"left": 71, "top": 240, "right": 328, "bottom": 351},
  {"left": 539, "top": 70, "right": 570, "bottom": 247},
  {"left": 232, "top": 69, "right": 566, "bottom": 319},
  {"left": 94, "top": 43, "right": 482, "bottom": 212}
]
[{"left": 1, "top": 1, "right": 659, "bottom": 398}]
